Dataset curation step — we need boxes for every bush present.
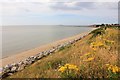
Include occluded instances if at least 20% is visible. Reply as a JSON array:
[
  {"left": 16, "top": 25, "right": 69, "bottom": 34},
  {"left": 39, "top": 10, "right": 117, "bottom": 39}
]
[
  {"left": 58, "top": 64, "right": 79, "bottom": 78},
  {"left": 90, "top": 27, "right": 106, "bottom": 39}
]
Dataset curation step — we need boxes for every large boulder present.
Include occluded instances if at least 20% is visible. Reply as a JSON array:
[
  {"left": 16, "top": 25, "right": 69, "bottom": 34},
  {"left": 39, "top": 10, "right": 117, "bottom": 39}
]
[
  {"left": 17, "top": 61, "right": 26, "bottom": 71},
  {"left": 49, "top": 48, "right": 56, "bottom": 53},
  {"left": 10, "top": 66, "right": 17, "bottom": 73},
  {"left": 36, "top": 52, "right": 44, "bottom": 60},
  {"left": 17, "top": 64, "right": 26, "bottom": 71},
  {"left": 23, "top": 59, "right": 32, "bottom": 66},
  {"left": 43, "top": 51, "right": 50, "bottom": 57},
  {"left": 10, "top": 63, "right": 19, "bottom": 73},
  {"left": 3, "top": 64, "right": 12, "bottom": 73},
  {"left": 1, "top": 64, "right": 12, "bottom": 78}
]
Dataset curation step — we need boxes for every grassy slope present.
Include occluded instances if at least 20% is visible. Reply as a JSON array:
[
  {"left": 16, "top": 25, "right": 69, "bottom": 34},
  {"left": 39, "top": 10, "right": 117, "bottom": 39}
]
[{"left": 8, "top": 27, "right": 119, "bottom": 78}]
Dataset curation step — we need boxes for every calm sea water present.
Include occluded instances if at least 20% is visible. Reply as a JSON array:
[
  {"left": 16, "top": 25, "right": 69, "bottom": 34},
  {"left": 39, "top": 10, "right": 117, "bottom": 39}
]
[{"left": 2, "top": 25, "right": 91, "bottom": 58}]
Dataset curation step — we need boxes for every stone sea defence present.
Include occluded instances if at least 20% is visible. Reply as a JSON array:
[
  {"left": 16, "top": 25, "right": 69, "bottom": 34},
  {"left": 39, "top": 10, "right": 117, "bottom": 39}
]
[{"left": 0, "top": 34, "right": 88, "bottom": 78}]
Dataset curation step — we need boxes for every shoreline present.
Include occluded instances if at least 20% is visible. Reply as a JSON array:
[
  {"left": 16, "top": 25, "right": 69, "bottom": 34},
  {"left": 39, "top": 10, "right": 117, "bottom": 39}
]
[{"left": 0, "top": 28, "right": 96, "bottom": 67}]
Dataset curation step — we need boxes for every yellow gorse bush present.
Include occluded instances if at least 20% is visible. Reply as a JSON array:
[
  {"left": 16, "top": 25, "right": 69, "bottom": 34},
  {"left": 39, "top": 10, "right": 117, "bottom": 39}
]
[
  {"left": 58, "top": 64, "right": 79, "bottom": 78},
  {"left": 90, "top": 38, "right": 114, "bottom": 49},
  {"left": 58, "top": 64, "right": 79, "bottom": 73},
  {"left": 90, "top": 42, "right": 105, "bottom": 48},
  {"left": 106, "top": 64, "right": 120, "bottom": 73}
]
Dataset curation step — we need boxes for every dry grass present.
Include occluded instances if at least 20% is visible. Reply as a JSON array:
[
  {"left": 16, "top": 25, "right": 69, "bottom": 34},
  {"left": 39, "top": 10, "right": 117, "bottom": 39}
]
[{"left": 8, "top": 27, "right": 119, "bottom": 78}]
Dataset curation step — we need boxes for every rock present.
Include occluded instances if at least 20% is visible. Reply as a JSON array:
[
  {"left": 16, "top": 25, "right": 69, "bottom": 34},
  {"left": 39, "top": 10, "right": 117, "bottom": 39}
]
[
  {"left": 1, "top": 65, "right": 12, "bottom": 78},
  {"left": 3, "top": 64, "right": 12, "bottom": 73},
  {"left": 62, "top": 44, "right": 66, "bottom": 47},
  {"left": 29, "top": 56, "right": 34, "bottom": 59},
  {"left": 75, "top": 39, "right": 78, "bottom": 41},
  {"left": 33, "top": 56, "right": 37, "bottom": 61},
  {"left": 69, "top": 41, "right": 73, "bottom": 44},
  {"left": 11, "top": 63, "right": 16, "bottom": 66},
  {"left": 10, "top": 66, "right": 17, "bottom": 72},
  {"left": 30, "top": 56, "right": 35, "bottom": 63},
  {"left": 0, "top": 68, "right": 3, "bottom": 79},
  {"left": 43, "top": 51, "right": 50, "bottom": 57},
  {"left": 17, "top": 61, "right": 26, "bottom": 71},
  {"left": 49, "top": 49, "right": 55, "bottom": 53},
  {"left": 23, "top": 58, "right": 33, "bottom": 65},
  {"left": 58, "top": 45, "right": 63, "bottom": 48},
  {"left": 0, "top": 68, "right": 3, "bottom": 74},
  {"left": 36, "top": 53, "right": 44, "bottom": 59},
  {"left": 18, "top": 61, "right": 24, "bottom": 65},
  {"left": 24, "top": 56, "right": 35, "bottom": 64},
  {"left": 65, "top": 42, "right": 69, "bottom": 45},
  {"left": 78, "top": 37, "right": 81, "bottom": 40},
  {"left": 7, "top": 73, "right": 13, "bottom": 76},
  {"left": 1, "top": 72, "right": 9, "bottom": 79},
  {"left": 17, "top": 64, "right": 25, "bottom": 71},
  {"left": 10, "top": 63, "right": 19, "bottom": 73}
]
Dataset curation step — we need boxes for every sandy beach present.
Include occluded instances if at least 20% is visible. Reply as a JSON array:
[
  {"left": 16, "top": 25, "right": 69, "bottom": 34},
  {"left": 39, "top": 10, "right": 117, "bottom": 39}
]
[{"left": 0, "top": 28, "right": 95, "bottom": 67}]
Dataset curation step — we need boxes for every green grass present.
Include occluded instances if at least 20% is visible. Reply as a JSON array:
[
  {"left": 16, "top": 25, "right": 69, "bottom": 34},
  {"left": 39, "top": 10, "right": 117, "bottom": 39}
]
[{"left": 7, "top": 26, "right": 119, "bottom": 78}]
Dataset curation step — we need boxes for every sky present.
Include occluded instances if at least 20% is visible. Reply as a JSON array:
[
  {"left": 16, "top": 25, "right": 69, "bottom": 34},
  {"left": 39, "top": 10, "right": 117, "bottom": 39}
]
[{"left": 0, "top": 0, "right": 119, "bottom": 25}]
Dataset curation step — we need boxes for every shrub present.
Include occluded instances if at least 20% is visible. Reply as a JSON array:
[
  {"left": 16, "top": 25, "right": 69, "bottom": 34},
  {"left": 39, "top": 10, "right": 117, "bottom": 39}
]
[
  {"left": 58, "top": 64, "right": 79, "bottom": 78},
  {"left": 89, "top": 27, "right": 106, "bottom": 39}
]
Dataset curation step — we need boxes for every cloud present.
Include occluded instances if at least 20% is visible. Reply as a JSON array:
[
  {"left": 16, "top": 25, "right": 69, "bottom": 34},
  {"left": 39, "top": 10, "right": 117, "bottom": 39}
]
[
  {"left": 0, "top": 2, "right": 51, "bottom": 16},
  {"left": 50, "top": 2, "right": 95, "bottom": 11},
  {"left": 0, "top": 1, "right": 118, "bottom": 17},
  {"left": 48, "top": 2, "right": 118, "bottom": 19},
  {"left": 50, "top": 2, "right": 118, "bottom": 11},
  {"left": 0, "top": 0, "right": 118, "bottom": 25}
]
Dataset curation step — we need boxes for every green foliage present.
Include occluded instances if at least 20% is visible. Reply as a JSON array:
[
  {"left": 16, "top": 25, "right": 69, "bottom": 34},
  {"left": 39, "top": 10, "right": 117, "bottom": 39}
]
[
  {"left": 89, "top": 27, "right": 106, "bottom": 39},
  {"left": 60, "top": 70, "right": 78, "bottom": 78},
  {"left": 58, "top": 46, "right": 65, "bottom": 51},
  {"left": 57, "top": 45, "right": 71, "bottom": 52},
  {"left": 106, "top": 26, "right": 120, "bottom": 30},
  {"left": 46, "top": 59, "right": 66, "bottom": 69}
]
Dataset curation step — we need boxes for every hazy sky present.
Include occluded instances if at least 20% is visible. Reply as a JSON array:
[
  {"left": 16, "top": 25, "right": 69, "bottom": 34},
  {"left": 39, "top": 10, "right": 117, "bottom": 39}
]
[{"left": 0, "top": 0, "right": 119, "bottom": 25}]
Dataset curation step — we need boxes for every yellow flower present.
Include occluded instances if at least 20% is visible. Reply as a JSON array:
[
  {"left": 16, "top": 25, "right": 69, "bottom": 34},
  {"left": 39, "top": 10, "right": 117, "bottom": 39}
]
[
  {"left": 90, "top": 41, "right": 109, "bottom": 49},
  {"left": 84, "top": 53, "right": 92, "bottom": 56},
  {"left": 112, "top": 65, "right": 119, "bottom": 73},
  {"left": 106, "top": 64, "right": 120, "bottom": 73},
  {"left": 68, "top": 64, "right": 79, "bottom": 71},
  {"left": 97, "top": 42, "right": 104, "bottom": 47},
  {"left": 83, "top": 57, "right": 94, "bottom": 62},
  {"left": 91, "top": 42, "right": 103, "bottom": 48},
  {"left": 58, "top": 64, "right": 79, "bottom": 73},
  {"left": 58, "top": 66, "right": 67, "bottom": 73},
  {"left": 65, "top": 64, "right": 70, "bottom": 67},
  {"left": 92, "top": 47, "right": 97, "bottom": 51}
]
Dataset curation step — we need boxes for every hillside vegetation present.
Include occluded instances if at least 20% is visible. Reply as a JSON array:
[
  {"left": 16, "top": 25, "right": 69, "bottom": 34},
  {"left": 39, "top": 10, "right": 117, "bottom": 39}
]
[{"left": 8, "top": 26, "right": 119, "bottom": 78}]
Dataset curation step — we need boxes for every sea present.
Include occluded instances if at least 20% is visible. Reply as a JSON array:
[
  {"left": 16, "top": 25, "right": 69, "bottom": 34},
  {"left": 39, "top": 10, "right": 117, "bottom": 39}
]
[{"left": 1, "top": 25, "right": 92, "bottom": 59}]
